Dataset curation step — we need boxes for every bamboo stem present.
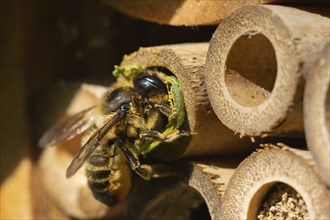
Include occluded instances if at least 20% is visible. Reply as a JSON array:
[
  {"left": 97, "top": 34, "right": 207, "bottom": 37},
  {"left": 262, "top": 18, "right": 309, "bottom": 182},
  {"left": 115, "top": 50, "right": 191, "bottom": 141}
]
[
  {"left": 0, "top": 159, "right": 34, "bottom": 219},
  {"left": 205, "top": 5, "right": 330, "bottom": 137},
  {"left": 220, "top": 145, "right": 330, "bottom": 219},
  {"left": 126, "top": 175, "right": 209, "bottom": 220},
  {"left": 121, "top": 44, "right": 254, "bottom": 158},
  {"left": 304, "top": 43, "right": 330, "bottom": 186},
  {"left": 127, "top": 158, "right": 239, "bottom": 220},
  {"left": 187, "top": 158, "right": 240, "bottom": 220},
  {"left": 105, "top": 1, "right": 329, "bottom": 26}
]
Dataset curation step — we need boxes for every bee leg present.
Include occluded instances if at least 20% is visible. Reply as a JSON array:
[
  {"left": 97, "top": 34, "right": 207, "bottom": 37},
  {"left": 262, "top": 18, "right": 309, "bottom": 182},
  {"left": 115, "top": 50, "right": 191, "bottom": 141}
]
[
  {"left": 139, "top": 130, "right": 165, "bottom": 141},
  {"left": 148, "top": 164, "right": 177, "bottom": 178},
  {"left": 117, "top": 143, "right": 153, "bottom": 180},
  {"left": 154, "top": 103, "right": 181, "bottom": 129},
  {"left": 140, "top": 130, "right": 189, "bottom": 143},
  {"left": 154, "top": 103, "right": 172, "bottom": 117}
]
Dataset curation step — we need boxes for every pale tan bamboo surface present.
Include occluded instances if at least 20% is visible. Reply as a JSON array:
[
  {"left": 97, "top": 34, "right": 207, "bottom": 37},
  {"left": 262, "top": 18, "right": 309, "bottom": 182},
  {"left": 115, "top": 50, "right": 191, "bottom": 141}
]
[
  {"left": 205, "top": 5, "right": 330, "bottom": 137},
  {"left": 31, "top": 162, "right": 77, "bottom": 220},
  {"left": 304, "top": 43, "right": 330, "bottom": 187},
  {"left": 0, "top": 158, "right": 71, "bottom": 219},
  {"left": 1, "top": 159, "right": 34, "bottom": 220},
  {"left": 105, "top": 1, "right": 329, "bottom": 26},
  {"left": 220, "top": 145, "right": 330, "bottom": 219},
  {"left": 121, "top": 43, "right": 254, "bottom": 159}
]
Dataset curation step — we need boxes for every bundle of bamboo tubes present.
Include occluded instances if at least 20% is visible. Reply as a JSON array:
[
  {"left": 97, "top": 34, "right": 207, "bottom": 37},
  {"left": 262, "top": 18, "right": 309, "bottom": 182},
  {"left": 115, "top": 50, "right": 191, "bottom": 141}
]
[
  {"left": 2, "top": 2, "right": 329, "bottom": 220},
  {"left": 202, "top": 5, "right": 329, "bottom": 219}
]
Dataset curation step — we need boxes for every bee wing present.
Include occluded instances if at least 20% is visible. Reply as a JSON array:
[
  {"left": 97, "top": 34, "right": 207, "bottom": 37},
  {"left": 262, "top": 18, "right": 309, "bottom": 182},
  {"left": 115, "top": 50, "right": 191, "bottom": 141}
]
[
  {"left": 66, "top": 111, "right": 126, "bottom": 178},
  {"left": 38, "top": 107, "right": 95, "bottom": 148}
]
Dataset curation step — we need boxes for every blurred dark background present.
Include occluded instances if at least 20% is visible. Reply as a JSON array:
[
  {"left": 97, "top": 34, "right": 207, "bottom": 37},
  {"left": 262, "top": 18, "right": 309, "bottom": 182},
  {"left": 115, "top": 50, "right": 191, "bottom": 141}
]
[{"left": 0, "top": 0, "right": 216, "bottom": 183}]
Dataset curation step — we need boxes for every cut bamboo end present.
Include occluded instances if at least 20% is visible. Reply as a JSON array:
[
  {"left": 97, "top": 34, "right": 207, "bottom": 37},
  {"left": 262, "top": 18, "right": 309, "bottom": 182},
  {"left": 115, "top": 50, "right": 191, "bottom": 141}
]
[
  {"left": 121, "top": 44, "right": 253, "bottom": 158},
  {"left": 65, "top": 84, "right": 107, "bottom": 115},
  {"left": 127, "top": 158, "right": 239, "bottom": 220},
  {"left": 122, "top": 43, "right": 210, "bottom": 133},
  {"left": 205, "top": 5, "right": 330, "bottom": 136},
  {"left": 105, "top": 1, "right": 329, "bottom": 26},
  {"left": 220, "top": 145, "right": 330, "bottom": 219},
  {"left": 0, "top": 159, "right": 34, "bottom": 219},
  {"left": 304, "top": 43, "right": 330, "bottom": 186},
  {"left": 127, "top": 177, "right": 210, "bottom": 220},
  {"left": 187, "top": 159, "right": 239, "bottom": 220}
]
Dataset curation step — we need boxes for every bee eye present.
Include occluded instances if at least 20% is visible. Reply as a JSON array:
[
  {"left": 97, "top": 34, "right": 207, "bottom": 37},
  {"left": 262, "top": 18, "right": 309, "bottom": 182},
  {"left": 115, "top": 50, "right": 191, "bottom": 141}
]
[
  {"left": 103, "top": 87, "right": 133, "bottom": 114},
  {"left": 133, "top": 74, "right": 167, "bottom": 97}
]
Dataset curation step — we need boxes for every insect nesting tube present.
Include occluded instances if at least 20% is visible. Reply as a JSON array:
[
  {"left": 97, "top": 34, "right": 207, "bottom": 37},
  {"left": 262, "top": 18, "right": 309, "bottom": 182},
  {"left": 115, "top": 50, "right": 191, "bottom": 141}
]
[
  {"left": 106, "top": 0, "right": 268, "bottom": 26},
  {"left": 205, "top": 5, "right": 330, "bottom": 137},
  {"left": 304, "top": 43, "right": 330, "bottom": 187},
  {"left": 220, "top": 145, "right": 330, "bottom": 219},
  {"left": 119, "top": 43, "right": 253, "bottom": 219},
  {"left": 120, "top": 43, "right": 252, "bottom": 159}
]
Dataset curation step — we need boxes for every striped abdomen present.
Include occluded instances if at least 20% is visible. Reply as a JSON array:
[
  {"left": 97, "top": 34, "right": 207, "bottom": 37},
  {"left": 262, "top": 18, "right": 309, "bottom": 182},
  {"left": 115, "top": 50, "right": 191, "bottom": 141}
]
[{"left": 85, "top": 147, "right": 119, "bottom": 207}]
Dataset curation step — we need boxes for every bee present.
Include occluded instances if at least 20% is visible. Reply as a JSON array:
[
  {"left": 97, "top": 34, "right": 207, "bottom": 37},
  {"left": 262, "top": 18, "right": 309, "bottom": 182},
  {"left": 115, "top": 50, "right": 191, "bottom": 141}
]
[
  {"left": 39, "top": 67, "right": 188, "bottom": 207},
  {"left": 129, "top": 68, "right": 188, "bottom": 155}
]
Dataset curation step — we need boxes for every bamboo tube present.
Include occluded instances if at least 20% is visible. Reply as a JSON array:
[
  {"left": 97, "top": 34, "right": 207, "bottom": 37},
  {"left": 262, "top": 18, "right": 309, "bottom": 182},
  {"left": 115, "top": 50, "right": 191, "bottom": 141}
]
[
  {"left": 205, "top": 5, "right": 330, "bottom": 137},
  {"left": 37, "top": 84, "right": 127, "bottom": 219},
  {"left": 0, "top": 159, "right": 34, "bottom": 219},
  {"left": 126, "top": 176, "right": 209, "bottom": 220},
  {"left": 220, "top": 145, "right": 330, "bottom": 219},
  {"left": 31, "top": 162, "right": 75, "bottom": 219},
  {"left": 0, "top": 158, "right": 70, "bottom": 219},
  {"left": 304, "top": 43, "right": 330, "bottom": 187},
  {"left": 186, "top": 159, "right": 239, "bottom": 219},
  {"left": 105, "top": 1, "right": 329, "bottom": 26},
  {"left": 121, "top": 43, "right": 253, "bottom": 159},
  {"left": 127, "top": 158, "right": 240, "bottom": 220}
]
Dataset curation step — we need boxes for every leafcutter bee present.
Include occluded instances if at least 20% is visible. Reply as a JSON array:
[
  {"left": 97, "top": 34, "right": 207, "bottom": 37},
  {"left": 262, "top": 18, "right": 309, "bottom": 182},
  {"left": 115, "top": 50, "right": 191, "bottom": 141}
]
[{"left": 39, "top": 67, "right": 189, "bottom": 206}]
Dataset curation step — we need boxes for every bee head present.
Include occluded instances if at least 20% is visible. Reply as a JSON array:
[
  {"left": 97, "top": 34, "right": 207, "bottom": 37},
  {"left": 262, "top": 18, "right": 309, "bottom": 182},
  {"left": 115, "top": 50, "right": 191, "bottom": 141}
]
[
  {"left": 102, "top": 87, "right": 134, "bottom": 115},
  {"left": 133, "top": 74, "right": 167, "bottom": 98}
]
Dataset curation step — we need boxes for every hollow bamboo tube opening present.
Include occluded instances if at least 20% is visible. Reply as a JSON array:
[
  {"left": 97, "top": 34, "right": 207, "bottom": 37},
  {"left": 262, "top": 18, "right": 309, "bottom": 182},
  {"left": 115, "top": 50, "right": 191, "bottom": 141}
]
[
  {"left": 187, "top": 158, "right": 240, "bottom": 220},
  {"left": 225, "top": 34, "right": 277, "bottom": 107},
  {"left": 253, "top": 182, "right": 308, "bottom": 219},
  {"left": 121, "top": 43, "right": 253, "bottom": 158},
  {"left": 304, "top": 43, "right": 330, "bottom": 186},
  {"left": 127, "top": 176, "right": 211, "bottom": 220},
  {"left": 127, "top": 157, "right": 239, "bottom": 220},
  {"left": 220, "top": 146, "right": 330, "bottom": 219},
  {"left": 205, "top": 5, "right": 330, "bottom": 136}
]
